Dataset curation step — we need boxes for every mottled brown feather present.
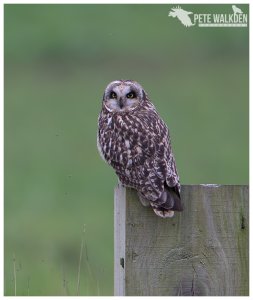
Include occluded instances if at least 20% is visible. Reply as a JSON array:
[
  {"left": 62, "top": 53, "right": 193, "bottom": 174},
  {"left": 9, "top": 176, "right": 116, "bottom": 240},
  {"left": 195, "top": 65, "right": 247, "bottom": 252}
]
[{"left": 97, "top": 80, "right": 182, "bottom": 218}]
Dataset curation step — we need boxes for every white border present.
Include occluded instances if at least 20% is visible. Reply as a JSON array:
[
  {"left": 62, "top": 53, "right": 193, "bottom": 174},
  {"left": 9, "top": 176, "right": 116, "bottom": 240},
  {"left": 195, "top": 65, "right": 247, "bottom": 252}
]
[
  {"left": 1, "top": 0, "right": 252, "bottom": 3},
  {"left": 1, "top": 1, "right": 250, "bottom": 299},
  {"left": 1, "top": 0, "right": 4, "bottom": 298}
]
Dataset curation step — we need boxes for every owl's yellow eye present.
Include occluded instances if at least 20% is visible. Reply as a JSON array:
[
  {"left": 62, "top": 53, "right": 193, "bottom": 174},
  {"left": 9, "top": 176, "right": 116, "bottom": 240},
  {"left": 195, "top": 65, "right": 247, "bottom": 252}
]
[
  {"left": 110, "top": 92, "right": 117, "bottom": 99},
  {"left": 126, "top": 92, "right": 136, "bottom": 99}
]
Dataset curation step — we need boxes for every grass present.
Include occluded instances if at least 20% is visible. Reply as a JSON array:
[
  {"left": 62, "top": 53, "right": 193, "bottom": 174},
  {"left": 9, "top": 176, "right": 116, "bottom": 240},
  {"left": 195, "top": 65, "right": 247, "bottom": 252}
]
[
  {"left": 8, "top": 226, "right": 101, "bottom": 296},
  {"left": 12, "top": 253, "right": 17, "bottom": 296},
  {"left": 76, "top": 225, "right": 85, "bottom": 296}
]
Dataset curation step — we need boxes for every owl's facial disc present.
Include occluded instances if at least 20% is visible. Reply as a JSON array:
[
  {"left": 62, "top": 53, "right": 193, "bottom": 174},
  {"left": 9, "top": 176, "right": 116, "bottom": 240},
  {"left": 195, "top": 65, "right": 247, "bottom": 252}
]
[{"left": 103, "top": 82, "right": 142, "bottom": 112}]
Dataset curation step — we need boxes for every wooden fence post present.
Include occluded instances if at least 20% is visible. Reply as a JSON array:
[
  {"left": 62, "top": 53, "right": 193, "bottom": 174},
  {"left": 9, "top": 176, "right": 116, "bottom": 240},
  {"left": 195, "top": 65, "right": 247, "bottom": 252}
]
[{"left": 114, "top": 185, "right": 249, "bottom": 296}]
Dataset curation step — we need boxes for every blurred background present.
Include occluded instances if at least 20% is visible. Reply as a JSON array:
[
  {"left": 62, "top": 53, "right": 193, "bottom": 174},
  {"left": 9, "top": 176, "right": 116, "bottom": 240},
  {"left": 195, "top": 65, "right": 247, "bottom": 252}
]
[{"left": 4, "top": 4, "right": 249, "bottom": 296}]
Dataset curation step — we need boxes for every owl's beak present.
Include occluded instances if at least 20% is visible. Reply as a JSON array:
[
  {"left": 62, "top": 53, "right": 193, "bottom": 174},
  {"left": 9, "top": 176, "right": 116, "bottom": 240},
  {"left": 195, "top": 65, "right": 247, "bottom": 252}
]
[{"left": 119, "top": 97, "right": 124, "bottom": 109}]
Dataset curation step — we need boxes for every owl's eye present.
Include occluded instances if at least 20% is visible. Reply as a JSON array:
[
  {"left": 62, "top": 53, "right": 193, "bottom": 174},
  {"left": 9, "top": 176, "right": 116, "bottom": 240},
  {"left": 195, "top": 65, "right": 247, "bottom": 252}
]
[
  {"left": 126, "top": 92, "right": 136, "bottom": 99},
  {"left": 110, "top": 92, "right": 117, "bottom": 99}
]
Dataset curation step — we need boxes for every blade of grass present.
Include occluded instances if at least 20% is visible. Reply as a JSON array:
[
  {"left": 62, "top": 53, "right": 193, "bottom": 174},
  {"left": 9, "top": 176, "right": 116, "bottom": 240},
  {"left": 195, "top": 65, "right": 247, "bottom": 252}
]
[
  {"left": 62, "top": 264, "right": 69, "bottom": 296},
  {"left": 27, "top": 276, "right": 30, "bottom": 296},
  {"left": 76, "top": 224, "right": 85, "bottom": 296},
  {"left": 13, "top": 253, "right": 16, "bottom": 296}
]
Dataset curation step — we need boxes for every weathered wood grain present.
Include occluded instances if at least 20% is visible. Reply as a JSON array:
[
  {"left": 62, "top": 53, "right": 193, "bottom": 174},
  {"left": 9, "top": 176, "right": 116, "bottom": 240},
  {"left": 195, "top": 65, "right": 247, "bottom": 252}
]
[
  {"left": 114, "top": 186, "right": 126, "bottom": 296},
  {"left": 114, "top": 185, "right": 249, "bottom": 296}
]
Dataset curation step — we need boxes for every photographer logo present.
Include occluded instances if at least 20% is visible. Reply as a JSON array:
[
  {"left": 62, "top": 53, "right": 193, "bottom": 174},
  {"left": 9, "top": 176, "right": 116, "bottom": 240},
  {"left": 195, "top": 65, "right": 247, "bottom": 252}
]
[{"left": 168, "top": 5, "right": 248, "bottom": 28}]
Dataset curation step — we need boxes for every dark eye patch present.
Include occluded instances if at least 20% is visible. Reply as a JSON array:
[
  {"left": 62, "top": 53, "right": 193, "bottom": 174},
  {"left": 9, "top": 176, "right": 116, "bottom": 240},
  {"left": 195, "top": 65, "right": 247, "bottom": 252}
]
[{"left": 110, "top": 91, "right": 117, "bottom": 99}]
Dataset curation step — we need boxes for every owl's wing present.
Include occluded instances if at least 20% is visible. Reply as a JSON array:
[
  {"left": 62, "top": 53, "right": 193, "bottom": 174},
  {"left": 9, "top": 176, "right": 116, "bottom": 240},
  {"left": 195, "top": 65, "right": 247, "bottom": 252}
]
[
  {"left": 138, "top": 111, "right": 180, "bottom": 185},
  {"left": 130, "top": 111, "right": 167, "bottom": 161},
  {"left": 135, "top": 111, "right": 182, "bottom": 212}
]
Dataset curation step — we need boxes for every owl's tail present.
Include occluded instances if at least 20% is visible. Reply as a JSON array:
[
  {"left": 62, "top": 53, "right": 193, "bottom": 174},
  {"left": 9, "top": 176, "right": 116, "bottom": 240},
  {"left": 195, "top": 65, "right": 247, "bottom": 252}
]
[{"left": 150, "top": 186, "right": 183, "bottom": 218}]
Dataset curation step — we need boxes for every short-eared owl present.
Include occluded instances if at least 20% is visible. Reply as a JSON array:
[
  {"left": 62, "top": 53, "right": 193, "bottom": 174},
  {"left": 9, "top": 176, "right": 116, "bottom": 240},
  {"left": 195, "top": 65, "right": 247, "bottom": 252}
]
[{"left": 97, "top": 80, "right": 183, "bottom": 218}]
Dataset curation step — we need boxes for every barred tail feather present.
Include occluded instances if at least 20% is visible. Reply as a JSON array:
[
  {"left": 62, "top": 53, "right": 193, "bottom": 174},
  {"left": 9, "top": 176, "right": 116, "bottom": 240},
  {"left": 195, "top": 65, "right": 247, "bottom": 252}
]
[{"left": 150, "top": 186, "right": 183, "bottom": 218}]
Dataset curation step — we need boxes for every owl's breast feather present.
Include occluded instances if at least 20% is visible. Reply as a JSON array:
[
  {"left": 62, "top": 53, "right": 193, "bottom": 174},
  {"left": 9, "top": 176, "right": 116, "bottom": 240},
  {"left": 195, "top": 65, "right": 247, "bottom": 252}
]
[{"left": 98, "top": 109, "right": 168, "bottom": 171}]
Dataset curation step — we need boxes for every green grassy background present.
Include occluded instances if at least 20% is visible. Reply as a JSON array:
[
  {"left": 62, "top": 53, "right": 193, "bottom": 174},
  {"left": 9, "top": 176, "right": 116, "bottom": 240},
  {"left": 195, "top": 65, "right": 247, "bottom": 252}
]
[{"left": 4, "top": 4, "right": 249, "bottom": 296}]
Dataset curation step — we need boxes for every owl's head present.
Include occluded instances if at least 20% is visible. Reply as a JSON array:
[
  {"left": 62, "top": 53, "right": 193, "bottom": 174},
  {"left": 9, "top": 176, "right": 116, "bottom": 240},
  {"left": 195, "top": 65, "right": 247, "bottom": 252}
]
[{"left": 103, "top": 80, "right": 146, "bottom": 113}]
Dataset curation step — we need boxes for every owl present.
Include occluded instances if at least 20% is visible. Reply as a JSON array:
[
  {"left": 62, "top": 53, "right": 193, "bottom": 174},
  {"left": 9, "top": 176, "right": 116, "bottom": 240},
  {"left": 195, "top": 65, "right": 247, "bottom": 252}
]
[{"left": 97, "top": 80, "right": 183, "bottom": 218}]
